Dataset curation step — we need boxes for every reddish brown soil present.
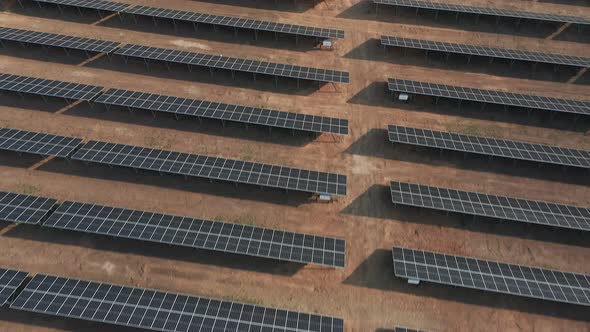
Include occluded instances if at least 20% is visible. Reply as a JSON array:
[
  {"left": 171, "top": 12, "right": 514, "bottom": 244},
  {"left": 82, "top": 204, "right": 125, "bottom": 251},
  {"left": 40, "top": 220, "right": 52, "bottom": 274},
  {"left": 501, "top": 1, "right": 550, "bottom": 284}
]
[{"left": 0, "top": 0, "right": 589, "bottom": 331}]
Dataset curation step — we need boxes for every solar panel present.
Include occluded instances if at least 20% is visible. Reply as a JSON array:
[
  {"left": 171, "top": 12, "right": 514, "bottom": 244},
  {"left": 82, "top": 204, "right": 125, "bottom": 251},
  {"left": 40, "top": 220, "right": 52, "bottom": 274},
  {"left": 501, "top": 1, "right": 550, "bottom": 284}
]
[
  {"left": 387, "top": 78, "right": 590, "bottom": 116},
  {"left": 392, "top": 246, "right": 590, "bottom": 306},
  {"left": 0, "top": 268, "right": 28, "bottom": 306},
  {"left": 0, "top": 128, "right": 83, "bottom": 158},
  {"left": 381, "top": 36, "right": 590, "bottom": 68},
  {"left": 373, "top": 0, "right": 590, "bottom": 25},
  {"left": 0, "top": 73, "right": 104, "bottom": 101},
  {"left": 387, "top": 124, "right": 590, "bottom": 169},
  {"left": 43, "top": 201, "right": 346, "bottom": 268},
  {"left": 11, "top": 273, "right": 345, "bottom": 332},
  {"left": 93, "top": 88, "right": 349, "bottom": 135},
  {"left": 115, "top": 45, "right": 350, "bottom": 84},
  {"left": 125, "top": 5, "right": 344, "bottom": 39},
  {"left": 390, "top": 181, "right": 590, "bottom": 231},
  {"left": 0, "top": 27, "right": 120, "bottom": 54},
  {"left": 29, "top": 0, "right": 131, "bottom": 12},
  {"left": 0, "top": 191, "right": 57, "bottom": 225},
  {"left": 71, "top": 141, "right": 347, "bottom": 196}
]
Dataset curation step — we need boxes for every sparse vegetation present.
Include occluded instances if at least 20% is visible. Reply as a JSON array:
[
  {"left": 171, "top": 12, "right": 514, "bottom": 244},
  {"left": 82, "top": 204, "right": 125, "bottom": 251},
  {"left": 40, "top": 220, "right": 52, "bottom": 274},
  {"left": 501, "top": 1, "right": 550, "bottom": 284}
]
[
  {"left": 240, "top": 146, "right": 255, "bottom": 161},
  {"left": 211, "top": 214, "right": 257, "bottom": 226},
  {"left": 15, "top": 183, "right": 40, "bottom": 195},
  {"left": 144, "top": 135, "right": 173, "bottom": 150},
  {"left": 445, "top": 121, "right": 498, "bottom": 137},
  {"left": 234, "top": 215, "right": 256, "bottom": 226},
  {"left": 231, "top": 295, "right": 264, "bottom": 306}
]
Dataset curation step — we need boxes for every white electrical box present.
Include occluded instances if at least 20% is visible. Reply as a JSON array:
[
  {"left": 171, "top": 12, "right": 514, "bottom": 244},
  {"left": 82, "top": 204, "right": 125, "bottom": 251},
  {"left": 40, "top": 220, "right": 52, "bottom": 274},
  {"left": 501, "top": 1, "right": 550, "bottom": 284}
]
[{"left": 407, "top": 278, "right": 420, "bottom": 285}]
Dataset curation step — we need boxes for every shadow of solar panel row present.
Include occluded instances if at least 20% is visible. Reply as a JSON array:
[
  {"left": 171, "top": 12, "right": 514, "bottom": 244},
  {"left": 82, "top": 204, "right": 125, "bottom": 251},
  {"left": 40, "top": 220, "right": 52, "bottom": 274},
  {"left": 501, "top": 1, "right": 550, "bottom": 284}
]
[
  {"left": 392, "top": 246, "right": 590, "bottom": 306},
  {"left": 0, "top": 27, "right": 120, "bottom": 54},
  {"left": 394, "top": 327, "right": 429, "bottom": 332},
  {"left": 71, "top": 141, "right": 347, "bottom": 196},
  {"left": 0, "top": 191, "right": 57, "bottom": 225},
  {"left": 390, "top": 181, "right": 590, "bottom": 231},
  {"left": 0, "top": 128, "right": 83, "bottom": 158},
  {"left": 28, "top": 0, "right": 131, "bottom": 12},
  {"left": 387, "top": 78, "right": 590, "bottom": 116},
  {"left": 11, "top": 274, "right": 345, "bottom": 332},
  {"left": 126, "top": 5, "right": 344, "bottom": 39},
  {"left": 373, "top": 0, "right": 590, "bottom": 25},
  {"left": 388, "top": 125, "right": 590, "bottom": 169},
  {"left": 44, "top": 201, "right": 346, "bottom": 268},
  {"left": 115, "top": 45, "right": 350, "bottom": 83},
  {"left": 381, "top": 36, "right": 590, "bottom": 67},
  {"left": 0, "top": 268, "right": 28, "bottom": 306},
  {"left": 94, "top": 88, "right": 348, "bottom": 135},
  {"left": 0, "top": 73, "right": 104, "bottom": 101}
]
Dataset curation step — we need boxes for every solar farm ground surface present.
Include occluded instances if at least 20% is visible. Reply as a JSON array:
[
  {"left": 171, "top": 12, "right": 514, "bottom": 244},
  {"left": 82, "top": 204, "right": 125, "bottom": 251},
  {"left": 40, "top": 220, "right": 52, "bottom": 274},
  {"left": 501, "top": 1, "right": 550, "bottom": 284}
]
[{"left": 0, "top": 0, "right": 589, "bottom": 331}]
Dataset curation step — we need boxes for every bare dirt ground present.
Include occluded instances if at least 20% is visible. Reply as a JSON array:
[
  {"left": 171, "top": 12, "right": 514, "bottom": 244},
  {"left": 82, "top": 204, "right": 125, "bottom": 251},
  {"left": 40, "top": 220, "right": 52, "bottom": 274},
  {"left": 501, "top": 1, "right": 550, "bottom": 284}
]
[{"left": 0, "top": 0, "right": 589, "bottom": 331}]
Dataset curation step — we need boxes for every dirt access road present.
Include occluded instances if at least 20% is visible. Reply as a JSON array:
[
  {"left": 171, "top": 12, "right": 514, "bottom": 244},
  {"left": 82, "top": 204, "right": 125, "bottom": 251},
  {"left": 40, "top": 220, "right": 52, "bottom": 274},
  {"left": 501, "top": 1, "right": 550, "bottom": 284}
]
[{"left": 0, "top": 0, "right": 589, "bottom": 331}]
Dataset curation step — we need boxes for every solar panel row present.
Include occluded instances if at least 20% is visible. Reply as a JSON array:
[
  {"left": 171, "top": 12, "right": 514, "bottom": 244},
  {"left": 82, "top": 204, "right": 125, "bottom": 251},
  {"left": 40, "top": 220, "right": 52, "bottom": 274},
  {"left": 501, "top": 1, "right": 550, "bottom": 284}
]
[
  {"left": 390, "top": 181, "right": 590, "bottom": 231},
  {"left": 28, "top": 1, "right": 343, "bottom": 39},
  {"left": 392, "top": 246, "right": 590, "bottom": 306},
  {"left": 126, "top": 5, "right": 344, "bottom": 39},
  {"left": 374, "top": 0, "right": 590, "bottom": 25},
  {"left": 0, "top": 27, "right": 348, "bottom": 84},
  {"left": 387, "top": 78, "right": 590, "bottom": 116},
  {"left": 381, "top": 35, "right": 590, "bottom": 68},
  {"left": 11, "top": 274, "right": 345, "bottom": 332},
  {"left": 0, "top": 191, "right": 345, "bottom": 268},
  {"left": 28, "top": 0, "right": 131, "bottom": 12},
  {"left": 0, "top": 269, "right": 345, "bottom": 331},
  {"left": 0, "top": 127, "right": 83, "bottom": 158},
  {"left": 0, "top": 73, "right": 104, "bottom": 101},
  {"left": 0, "top": 127, "right": 348, "bottom": 196},
  {"left": 71, "top": 140, "right": 347, "bottom": 196},
  {"left": 115, "top": 44, "right": 350, "bottom": 83},
  {"left": 0, "top": 74, "right": 349, "bottom": 135},
  {"left": 0, "top": 191, "right": 57, "bottom": 225},
  {"left": 94, "top": 88, "right": 349, "bottom": 135},
  {"left": 45, "top": 201, "right": 346, "bottom": 267},
  {"left": 388, "top": 124, "right": 590, "bottom": 169},
  {"left": 0, "top": 27, "right": 120, "bottom": 54}
]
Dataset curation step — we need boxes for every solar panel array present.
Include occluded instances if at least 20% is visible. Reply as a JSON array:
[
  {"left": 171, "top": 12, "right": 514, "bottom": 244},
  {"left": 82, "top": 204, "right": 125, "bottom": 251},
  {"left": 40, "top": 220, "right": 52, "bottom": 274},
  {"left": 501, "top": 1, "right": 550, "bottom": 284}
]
[
  {"left": 390, "top": 181, "right": 590, "bottom": 231},
  {"left": 71, "top": 141, "right": 347, "bottom": 196},
  {"left": 0, "top": 128, "right": 83, "bottom": 158},
  {"left": 11, "top": 274, "right": 345, "bottom": 332},
  {"left": 392, "top": 246, "right": 590, "bottom": 306},
  {"left": 0, "top": 27, "right": 120, "bottom": 54},
  {"left": 94, "top": 88, "right": 349, "bottom": 135},
  {"left": 0, "top": 268, "right": 28, "bottom": 306},
  {"left": 381, "top": 35, "right": 590, "bottom": 68},
  {"left": 0, "top": 73, "right": 104, "bottom": 101},
  {"left": 387, "top": 78, "right": 590, "bottom": 116},
  {"left": 387, "top": 124, "right": 590, "bottom": 169},
  {"left": 373, "top": 0, "right": 590, "bottom": 25},
  {"left": 0, "top": 191, "right": 57, "bottom": 225},
  {"left": 115, "top": 45, "right": 350, "bottom": 84},
  {"left": 126, "top": 5, "right": 344, "bottom": 39},
  {"left": 44, "top": 201, "right": 346, "bottom": 268},
  {"left": 29, "top": 0, "right": 131, "bottom": 12}
]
